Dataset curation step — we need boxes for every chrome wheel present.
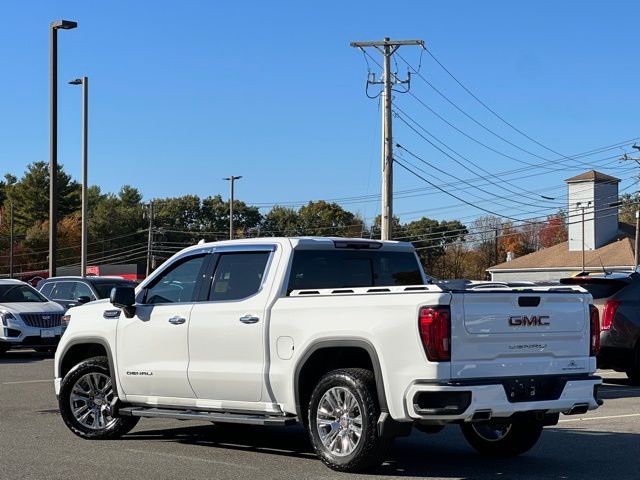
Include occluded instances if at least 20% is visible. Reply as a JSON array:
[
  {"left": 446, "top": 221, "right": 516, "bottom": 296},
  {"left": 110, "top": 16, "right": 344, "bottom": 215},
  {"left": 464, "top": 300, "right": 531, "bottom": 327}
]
[
  {"left": 471, "top": 422, "right": 512, "bottom": 442},
  {"left": 69, "top": 372, "right": 116, "bottom": 430},
  {"left": 316, "top": 387, "right": 363, "bottom": 457}
]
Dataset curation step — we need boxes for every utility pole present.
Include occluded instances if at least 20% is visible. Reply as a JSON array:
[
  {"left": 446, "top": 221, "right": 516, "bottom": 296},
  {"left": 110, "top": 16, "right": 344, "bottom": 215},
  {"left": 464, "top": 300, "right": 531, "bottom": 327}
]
[
  {"left": 146, "top": 201, "right": 154, "bottom": 277},
  {"left": 223, "top": 176, "right": 242, "bottom": 240},
  {"left": 576, "top": 201, "right": 591, "bottom": 272},
  {"left": 621, "top": 145, "right": 640, "bottom": 266},
  {"left": 494, "top": 226, "right": 499, "bottom": 266},
  {"left": 350, "top": 37, "right": 424, "bottom": 240}
]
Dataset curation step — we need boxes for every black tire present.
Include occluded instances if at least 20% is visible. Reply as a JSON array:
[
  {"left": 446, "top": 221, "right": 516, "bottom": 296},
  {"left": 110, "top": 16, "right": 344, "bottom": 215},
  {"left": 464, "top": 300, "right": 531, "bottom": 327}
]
[
  {"left": 59, "top": 356, "right": 139, "bottom": 439},
  {"left": 625, "top": 343, "right": 640, "bottom": 385},
  {"left": 307, "top": 368, "right": 390, "bottom": 473},
  {"left": 461, "top": 420, "right": 543, "bottom": 456},
  {"left": 0, "top": 344, "right": 9, "bottom": 355}
]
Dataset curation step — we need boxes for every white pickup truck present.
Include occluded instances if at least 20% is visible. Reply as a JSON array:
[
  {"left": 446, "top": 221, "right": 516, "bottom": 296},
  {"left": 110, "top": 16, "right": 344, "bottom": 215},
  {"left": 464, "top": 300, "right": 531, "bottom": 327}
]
[{"left": 54, "top": 237, "right": 602, "bottom": 472}]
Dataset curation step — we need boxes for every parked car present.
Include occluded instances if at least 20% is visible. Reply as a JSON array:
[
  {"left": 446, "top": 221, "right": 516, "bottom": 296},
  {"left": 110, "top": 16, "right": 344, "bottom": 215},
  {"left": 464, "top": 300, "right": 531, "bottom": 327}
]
[
  {"left": 55, "top": 237, "right": 601, "bottom": 472},
  {"left": 560, "top": 272, "right": 640, "bottom": 384},
  {"left": 0, "top": 279, "right": 66, "bottom": 354},
  {"left": 37, "top": 276, "right": 138, "bottom": 311}
]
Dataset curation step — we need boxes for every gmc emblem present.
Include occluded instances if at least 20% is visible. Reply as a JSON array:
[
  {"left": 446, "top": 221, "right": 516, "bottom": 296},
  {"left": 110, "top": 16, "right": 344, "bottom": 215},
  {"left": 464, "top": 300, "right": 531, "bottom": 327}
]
[{"left": 508, "top": 315, "right": 550, "bottom": 326}]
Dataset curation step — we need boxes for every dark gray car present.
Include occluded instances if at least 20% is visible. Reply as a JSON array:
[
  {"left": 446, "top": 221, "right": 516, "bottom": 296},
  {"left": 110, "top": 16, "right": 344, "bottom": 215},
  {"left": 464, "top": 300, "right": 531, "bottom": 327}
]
[
  {"left": 561, "top": 272, "right": 640, "bottom": 384},
  {"left": 37, "top": 276, "right": 138, "bottom": 311}
]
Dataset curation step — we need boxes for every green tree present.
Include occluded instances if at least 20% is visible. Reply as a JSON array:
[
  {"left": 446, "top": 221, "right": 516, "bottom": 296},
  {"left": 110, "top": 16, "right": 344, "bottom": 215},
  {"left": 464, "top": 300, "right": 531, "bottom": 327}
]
[
  {"left": 88, "top": 187, "right": 146, "bottom": 261},
  {"left": 297, "top": 201, "right": 363, "bottom": 237},
  {"left": 200, "top": 195, "right": 262, "bottom": 238},
  {"left": 7, "top": 162, "right": 80, "bottom": 231},
  {"left": 619, "top": 192, "right": 637, "bottom": 225},
  {"left": 261, "top": 206, "right": 301, "bottom": 236},
  {"left": 403, "top": 217, "right": 468, "bottom": 275},
  {"left": 370, "top": 215, "right": 403, "bottom": 239},
  {"left": 0, "top": 173, "right": 17, "bottom": 208}
]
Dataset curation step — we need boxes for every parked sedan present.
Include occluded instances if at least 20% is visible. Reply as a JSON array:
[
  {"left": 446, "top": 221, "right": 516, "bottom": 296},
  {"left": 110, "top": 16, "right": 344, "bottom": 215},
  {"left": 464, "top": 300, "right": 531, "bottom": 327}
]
[
  {"left": 560, "top": 272, "right": 640, "bottom": 384},
  {"left": 37, "top": 276, "right": 138, "bottom": 311},
  {"left": 0, "top": 279, "right": 66, "bottom": 354}
]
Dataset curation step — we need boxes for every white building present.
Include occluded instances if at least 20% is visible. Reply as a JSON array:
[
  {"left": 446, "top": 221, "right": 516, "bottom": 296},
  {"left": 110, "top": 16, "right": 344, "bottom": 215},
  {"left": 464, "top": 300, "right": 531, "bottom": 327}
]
[{"left": 488, "top": 170, "right": 635, "bottom": 282}]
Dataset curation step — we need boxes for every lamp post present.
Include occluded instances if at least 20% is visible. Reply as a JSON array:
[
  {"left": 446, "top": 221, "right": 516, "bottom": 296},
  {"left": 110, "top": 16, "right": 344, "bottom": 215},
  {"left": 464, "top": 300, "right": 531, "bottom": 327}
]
[
  {"left": 50, "top": 20, "right": 77, "bottom": 278},
  {"left": 69, "top": 77, "right": 88, "bottom": 276},
  {"left": 223, "top": 176, "right": 242, "bottom": 240}
]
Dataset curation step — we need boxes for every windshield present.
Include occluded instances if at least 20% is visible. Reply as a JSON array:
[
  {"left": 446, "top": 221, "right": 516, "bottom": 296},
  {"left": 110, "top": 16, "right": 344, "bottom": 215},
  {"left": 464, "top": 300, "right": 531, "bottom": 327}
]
[
  {"left": 0, "top": 284, "right": 48, "bottom": 303},
  {"left": 92, "top": 281, "right": 137, "bottom": 299}
]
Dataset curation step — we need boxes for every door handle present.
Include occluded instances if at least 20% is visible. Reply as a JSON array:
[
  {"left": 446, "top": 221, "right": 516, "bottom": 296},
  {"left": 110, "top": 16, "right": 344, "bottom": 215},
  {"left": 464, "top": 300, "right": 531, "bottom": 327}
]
[
  {"left": 168, "top": 316, "right": 186, "bottom": 325},
  {"left": 239, "top": 315, "right": 259, "bottom": 324}
]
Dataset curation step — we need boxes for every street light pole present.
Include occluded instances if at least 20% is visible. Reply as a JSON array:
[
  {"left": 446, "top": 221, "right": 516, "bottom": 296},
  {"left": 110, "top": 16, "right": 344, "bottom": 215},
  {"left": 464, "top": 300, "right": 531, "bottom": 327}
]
[
  {"left": 50, "top": 20, "right": 77, "bottom": 278},
  {"left": 69, "top": 77, "right": 88, "bottom": 276},
  {"left": 223, "top": 176, "right": 242, "bottom": 240},
  {"left": 9, "top": 202, "right": 14, "bottom": 279}
]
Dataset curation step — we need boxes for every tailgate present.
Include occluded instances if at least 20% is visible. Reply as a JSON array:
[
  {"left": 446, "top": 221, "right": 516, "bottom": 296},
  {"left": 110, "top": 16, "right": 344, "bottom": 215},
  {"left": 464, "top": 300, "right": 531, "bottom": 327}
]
[{"left": 451, "top": 291, "right": 592, "bottom": 380}]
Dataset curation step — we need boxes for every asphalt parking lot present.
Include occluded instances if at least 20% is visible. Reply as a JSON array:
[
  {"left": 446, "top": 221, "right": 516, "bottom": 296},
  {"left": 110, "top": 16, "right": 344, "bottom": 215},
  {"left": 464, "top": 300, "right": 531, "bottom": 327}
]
[{"left": 1, "top": 351, "right": 638, "bottom": 480}]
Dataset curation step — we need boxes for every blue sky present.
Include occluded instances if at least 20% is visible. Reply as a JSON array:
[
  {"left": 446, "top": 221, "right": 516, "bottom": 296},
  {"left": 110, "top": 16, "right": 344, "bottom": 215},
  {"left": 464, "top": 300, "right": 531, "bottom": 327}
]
[{"left": 1, "top": 1, "right": 639, "bottom": 225}]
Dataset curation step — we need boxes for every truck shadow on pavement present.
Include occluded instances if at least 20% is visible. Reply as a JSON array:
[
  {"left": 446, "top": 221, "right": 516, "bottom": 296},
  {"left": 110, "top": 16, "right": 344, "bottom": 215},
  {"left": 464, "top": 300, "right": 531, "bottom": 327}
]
[
  {"left": 599, "top": 380, "right": 640, "bottom": 400},
  {"left": 124, "top": 423, "right": 639, "bottom": 479},
  {"left": 0, "top": 350, "right": 54, "bottom": 364}
]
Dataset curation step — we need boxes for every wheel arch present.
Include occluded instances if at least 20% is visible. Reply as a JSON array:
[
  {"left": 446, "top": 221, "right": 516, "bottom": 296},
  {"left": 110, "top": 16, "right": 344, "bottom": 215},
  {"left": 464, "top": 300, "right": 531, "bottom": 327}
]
[
  {"left": 293, "top": 338, "right": 388, "bottom": 421},
  {"left": 58, "top": 337, "right": 118, "bottom": 395}
]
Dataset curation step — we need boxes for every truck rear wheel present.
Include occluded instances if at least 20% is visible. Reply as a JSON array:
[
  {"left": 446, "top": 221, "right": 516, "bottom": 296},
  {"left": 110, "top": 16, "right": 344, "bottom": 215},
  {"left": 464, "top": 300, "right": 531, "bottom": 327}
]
[
  {"left": 461, "top": 419, "right": 543, "bottom": 456},
  {"left": 58, "top": 356, "right": 139, "bottom": 439},
  {"left": 307, "top": 368, "right": 390, "bottom": 473}
]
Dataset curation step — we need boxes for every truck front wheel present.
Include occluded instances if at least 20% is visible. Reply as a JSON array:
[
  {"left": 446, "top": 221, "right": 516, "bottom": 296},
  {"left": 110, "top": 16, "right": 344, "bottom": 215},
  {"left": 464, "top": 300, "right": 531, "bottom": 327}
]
[
  {"left": 307, "top": 368, "right": 390, "bottom": 472},
  {"left": 58, "top": 356, "right": 139, "bottom": 439},
  {"left": 461, "top": 420, "right": 543, "bottom": 456}
]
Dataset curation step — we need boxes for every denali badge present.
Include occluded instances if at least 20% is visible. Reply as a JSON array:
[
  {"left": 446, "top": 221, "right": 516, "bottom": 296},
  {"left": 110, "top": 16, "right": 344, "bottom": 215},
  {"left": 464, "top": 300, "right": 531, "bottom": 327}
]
[{"left": 508, "top": 315, "right": 550, "bottom": 326}]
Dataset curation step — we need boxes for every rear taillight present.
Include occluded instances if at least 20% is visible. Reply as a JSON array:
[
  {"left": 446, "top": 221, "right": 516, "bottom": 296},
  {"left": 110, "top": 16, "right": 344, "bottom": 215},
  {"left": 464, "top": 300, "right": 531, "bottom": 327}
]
[
  {"left": 602, "top": 300, "right": 620, "bottom": 331},
  {"left": 589, "top": 304, "right": 600, "bottom": 357},
  {"left": 419, "top": 306, "right": 451, "bottom": 362}
]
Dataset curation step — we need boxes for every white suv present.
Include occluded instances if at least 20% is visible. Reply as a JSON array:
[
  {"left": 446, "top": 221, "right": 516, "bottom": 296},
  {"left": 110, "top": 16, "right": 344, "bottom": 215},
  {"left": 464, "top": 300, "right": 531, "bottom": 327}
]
[{"left": 0, "top": 279, "right": 65, "bottom": 354}]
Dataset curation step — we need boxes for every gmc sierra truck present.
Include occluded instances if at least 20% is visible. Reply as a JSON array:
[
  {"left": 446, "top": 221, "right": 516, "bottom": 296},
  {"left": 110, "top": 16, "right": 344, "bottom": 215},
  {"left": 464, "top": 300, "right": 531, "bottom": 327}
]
[{"left": 54, "top": 237, "right": 602, "bottom": 472}]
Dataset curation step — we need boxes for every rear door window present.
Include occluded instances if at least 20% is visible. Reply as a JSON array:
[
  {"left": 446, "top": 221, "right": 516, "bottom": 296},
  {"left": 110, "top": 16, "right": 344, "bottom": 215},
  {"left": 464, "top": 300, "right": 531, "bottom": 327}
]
[
  {"left": 74, "top": 282, "right": 96, "bottom": 300},
  {"left": 209, "top": 252, "right": 271, "bottom": 301}
]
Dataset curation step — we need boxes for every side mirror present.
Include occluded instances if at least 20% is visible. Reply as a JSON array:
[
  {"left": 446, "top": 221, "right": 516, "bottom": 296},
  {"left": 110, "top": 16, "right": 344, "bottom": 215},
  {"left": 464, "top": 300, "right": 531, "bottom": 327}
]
[
  {"left": 110, "top": 286, "right": 136, "bottom": 318},
  {"left": 77, "top": 295, "right": 91, "bottom": 305}
]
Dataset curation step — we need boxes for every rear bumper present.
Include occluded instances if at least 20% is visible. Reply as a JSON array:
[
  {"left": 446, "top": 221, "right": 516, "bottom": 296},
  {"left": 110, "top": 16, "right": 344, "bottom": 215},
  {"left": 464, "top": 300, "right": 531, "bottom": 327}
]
[{"left": 405, "top": 375, "right": 601, "bottom": 422}]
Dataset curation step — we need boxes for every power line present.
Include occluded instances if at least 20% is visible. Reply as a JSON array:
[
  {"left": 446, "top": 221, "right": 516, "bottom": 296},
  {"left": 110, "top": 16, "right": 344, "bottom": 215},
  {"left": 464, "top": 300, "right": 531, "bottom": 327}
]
[
  {"left": 393, "top": 110, "right": 564, "bottom": 206},
  {"left": 420, "top": 47, "right": 581, "bottom": 159}
]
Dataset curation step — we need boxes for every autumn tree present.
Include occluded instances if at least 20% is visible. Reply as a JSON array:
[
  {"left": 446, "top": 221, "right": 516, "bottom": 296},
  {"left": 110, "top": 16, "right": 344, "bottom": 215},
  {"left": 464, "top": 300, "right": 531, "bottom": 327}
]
[
  {"left": 539, "top": 213, "right": 568, "bottom": 248},
  {"left": 499, "top": 221, "right": 526, "bottom": 258}
]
